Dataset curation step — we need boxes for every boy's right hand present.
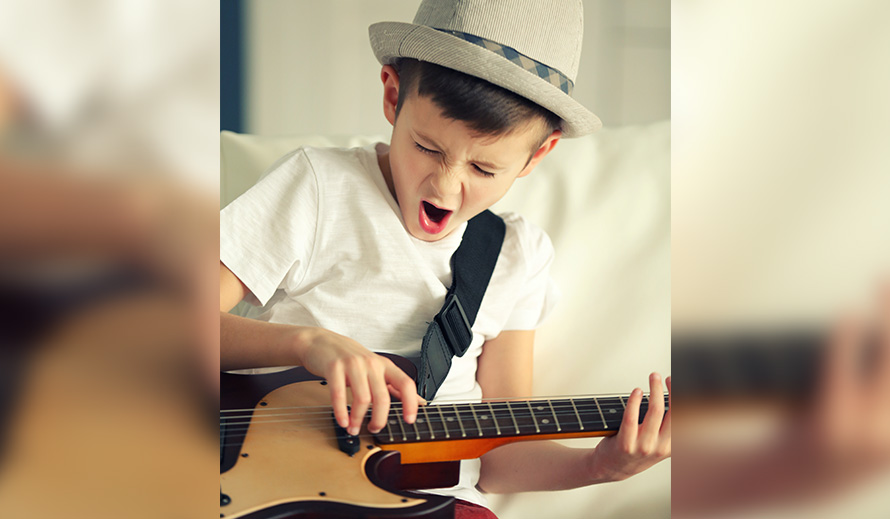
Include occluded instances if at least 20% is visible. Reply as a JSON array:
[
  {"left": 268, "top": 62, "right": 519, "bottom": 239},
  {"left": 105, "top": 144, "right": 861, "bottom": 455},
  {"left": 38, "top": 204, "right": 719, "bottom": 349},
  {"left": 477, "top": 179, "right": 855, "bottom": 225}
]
[{"left": 295, "top": 327, "right": 423, "bottom": 436}]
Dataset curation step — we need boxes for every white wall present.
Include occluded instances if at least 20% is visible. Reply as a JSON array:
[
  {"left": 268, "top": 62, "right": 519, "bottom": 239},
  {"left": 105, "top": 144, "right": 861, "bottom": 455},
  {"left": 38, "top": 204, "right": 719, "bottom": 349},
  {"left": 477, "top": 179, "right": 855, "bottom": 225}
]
[{"left": 244, "top": 0, "right": 669, "bottom": 136}]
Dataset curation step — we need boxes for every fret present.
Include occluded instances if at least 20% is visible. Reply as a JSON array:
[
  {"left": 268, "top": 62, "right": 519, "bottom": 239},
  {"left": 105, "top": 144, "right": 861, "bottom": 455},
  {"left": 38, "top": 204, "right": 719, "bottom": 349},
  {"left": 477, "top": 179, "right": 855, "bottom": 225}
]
[
  {"left": 526, "top": 401, "right": 541, "bottom": 433},
  {"left": 436, "top": 405, "right": 451, "bottom": 439},
  {"left": 410, "top": 413, "right": 421, "bottom": 441},
  {"left": 489, "top": 401, "right": 518, "bottom": 436},
  {"left": 469, "top": 404, "right": 484, "bottom": 437},
  {"left": 546, "top": 399, "right": 561, "bottom": 432},
  {"left": 452, "top": 403, "right": 479, "bottom": 437},
  {"left": 384, "top": 411, "right": 395, "bottom": 442},
  {"left": 548, "top": 399, "right": 583, "bottom": 432},
  {"left": 452, "top": 404, "right": 467, "bottom": 438},
  {"left": 394, "top": 411, "right": 407, "bottom": 441},
  {"left": 619, "top": 395, "right": 626, "bottom": 410},
  {"left": 508, "top": 401, "right": 541, "bottom": 435},
  {"left": 505, "top": 401, "right": 521, "bottom": 434},
  {"left": 528, "top": 401, "right": 561, "bottom": 434},
  {"left": 599, "top": 397, "right": 624, "bottom": 429},
  {"left": 593, "top": 397, "right": 608, "bottom": 429},
  {"left": 486, "top": 401, "right": 502, "bottom": 436},
  {"left": 420, "top": 406, "right": 435, "bottom": 439},
  {"left": 570, "top": 398, "right": 584, "bottom": 431}
]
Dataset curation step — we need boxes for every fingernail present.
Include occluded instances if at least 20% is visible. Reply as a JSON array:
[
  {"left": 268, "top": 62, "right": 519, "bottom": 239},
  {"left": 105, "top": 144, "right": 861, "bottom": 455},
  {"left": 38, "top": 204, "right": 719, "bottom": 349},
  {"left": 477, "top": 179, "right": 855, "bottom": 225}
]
[{"left": 348, "top": 427, "right": 358, "bottom": 436}]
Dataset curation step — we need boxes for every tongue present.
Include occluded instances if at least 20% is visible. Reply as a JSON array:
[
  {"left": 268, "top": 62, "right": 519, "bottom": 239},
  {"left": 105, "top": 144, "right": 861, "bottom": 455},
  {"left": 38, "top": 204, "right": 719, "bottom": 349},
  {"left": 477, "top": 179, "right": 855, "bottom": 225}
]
[{"left": 423, "top": 201, "right": 450, "bottom": 223}]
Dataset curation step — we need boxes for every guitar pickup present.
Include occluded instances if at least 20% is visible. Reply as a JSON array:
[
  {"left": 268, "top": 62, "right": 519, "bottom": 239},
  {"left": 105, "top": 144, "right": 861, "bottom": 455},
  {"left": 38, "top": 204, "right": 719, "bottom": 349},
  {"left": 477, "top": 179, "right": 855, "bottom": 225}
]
[{"left": 332, "top": 413, "right": 360, "bottom": 456}]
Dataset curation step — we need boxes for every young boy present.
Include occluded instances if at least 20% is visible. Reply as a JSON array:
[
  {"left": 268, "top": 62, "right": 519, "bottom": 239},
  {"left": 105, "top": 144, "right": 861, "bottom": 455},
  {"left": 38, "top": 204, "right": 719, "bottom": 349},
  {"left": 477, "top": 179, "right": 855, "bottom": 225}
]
[{"left": 220, "top": 0, "right": 670, "bottom": 515}]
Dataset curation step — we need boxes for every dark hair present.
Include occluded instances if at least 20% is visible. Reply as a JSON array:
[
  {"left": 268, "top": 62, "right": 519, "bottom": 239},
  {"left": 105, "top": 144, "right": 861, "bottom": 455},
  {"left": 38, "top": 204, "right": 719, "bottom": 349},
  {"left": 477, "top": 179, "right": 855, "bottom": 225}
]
[{"left": 393, "top": 58, "right": 561, "bottom": 150}]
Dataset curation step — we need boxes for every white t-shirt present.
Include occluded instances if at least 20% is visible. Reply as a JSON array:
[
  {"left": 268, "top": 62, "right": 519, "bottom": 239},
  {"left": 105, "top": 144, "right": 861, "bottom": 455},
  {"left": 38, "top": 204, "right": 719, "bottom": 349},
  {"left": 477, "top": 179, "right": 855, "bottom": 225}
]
[{"left": 220, "top": 143, "right": 559, "bottom": 506}]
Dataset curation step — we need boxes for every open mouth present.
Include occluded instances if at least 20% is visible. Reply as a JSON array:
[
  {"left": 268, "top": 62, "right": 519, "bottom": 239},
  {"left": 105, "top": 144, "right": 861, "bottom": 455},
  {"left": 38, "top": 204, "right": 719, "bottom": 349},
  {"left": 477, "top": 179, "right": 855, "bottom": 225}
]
[
  {"left": 423, "top": 201, "right": 450, "bottom": 223},
  {"left": 419, "top": 200, "right": 453, "bottom": 234}
]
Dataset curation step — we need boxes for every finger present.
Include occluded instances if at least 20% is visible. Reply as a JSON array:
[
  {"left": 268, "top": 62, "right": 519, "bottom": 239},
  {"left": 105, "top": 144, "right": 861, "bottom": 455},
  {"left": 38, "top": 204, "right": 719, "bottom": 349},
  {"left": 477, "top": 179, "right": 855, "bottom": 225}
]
[
  {"left": 328, "top": 363, "right": 349, "bottom": 429},
  {"left": 618, "top": 387, "right": 642, "bottom": 449},
  {"left": 367, "top": 364, "right": 391, "bottom": 434},
  {"left": 389, "top": 365, "right": 419, "bottom": 424},
  {"left": 346, "top": 364, "right": 371, "bottom": 436},
  {"left": 661, "top": 376, "right": 672, "bottom": 438},
  {"left": 638, "top": 373, "right": 665, "bottom": 449},
  {"left": 387, "top": 383, "right": 427, "bottom": 407}
]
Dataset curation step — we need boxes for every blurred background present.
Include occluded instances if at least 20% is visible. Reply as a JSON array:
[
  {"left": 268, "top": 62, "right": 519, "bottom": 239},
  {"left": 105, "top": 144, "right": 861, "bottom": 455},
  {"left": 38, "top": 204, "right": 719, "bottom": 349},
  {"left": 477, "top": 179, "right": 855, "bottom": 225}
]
[
  {"left": 0, "top": 1, "right": 218, "bottom": 518},
  {"left": 672, "top": 1, "right": 890, "bottom": 518}
]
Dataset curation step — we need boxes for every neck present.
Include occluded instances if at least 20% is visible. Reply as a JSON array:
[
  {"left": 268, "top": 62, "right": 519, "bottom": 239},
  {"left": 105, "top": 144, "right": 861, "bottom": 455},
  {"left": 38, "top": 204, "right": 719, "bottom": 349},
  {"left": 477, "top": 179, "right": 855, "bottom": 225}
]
[
  {"left": 376, "top": 149, "right": 398, "bottom": 203},
  {"left": 373, "top": 394, "right": 668, "bottom": 463}
]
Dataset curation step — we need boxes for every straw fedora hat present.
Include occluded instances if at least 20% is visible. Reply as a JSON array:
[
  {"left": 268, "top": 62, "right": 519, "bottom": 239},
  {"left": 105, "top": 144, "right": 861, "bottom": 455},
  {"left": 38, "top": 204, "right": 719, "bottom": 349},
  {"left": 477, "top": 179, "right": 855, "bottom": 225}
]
[{"left": 369, "top": 0, "right": 601, "bottom": 137}]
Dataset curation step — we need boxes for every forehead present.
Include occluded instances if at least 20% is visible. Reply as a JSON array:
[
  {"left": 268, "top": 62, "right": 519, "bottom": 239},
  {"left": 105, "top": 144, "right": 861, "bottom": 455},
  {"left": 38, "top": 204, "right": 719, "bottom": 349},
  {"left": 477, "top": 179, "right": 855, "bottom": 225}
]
[{"left": 400, "top": 94, "right": 543, "bottom": 156}]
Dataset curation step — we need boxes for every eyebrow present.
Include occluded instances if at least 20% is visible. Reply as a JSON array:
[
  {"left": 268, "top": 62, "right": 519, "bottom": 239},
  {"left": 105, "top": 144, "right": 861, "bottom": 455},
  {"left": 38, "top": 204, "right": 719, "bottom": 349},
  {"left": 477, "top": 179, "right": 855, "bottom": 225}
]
[{"left": 414, "top": 130, "right": 506, "bottom": 171}]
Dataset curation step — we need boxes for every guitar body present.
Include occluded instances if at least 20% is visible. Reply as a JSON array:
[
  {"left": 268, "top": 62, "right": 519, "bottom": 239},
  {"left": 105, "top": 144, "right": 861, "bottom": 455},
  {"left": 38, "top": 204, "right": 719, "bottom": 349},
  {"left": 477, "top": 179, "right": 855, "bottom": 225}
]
[
  {"left": 221, "top": 355, "right": 666, "bottom": 518},
  {"left": 220, "top": 357, "right": 459, "bottom": 519}
]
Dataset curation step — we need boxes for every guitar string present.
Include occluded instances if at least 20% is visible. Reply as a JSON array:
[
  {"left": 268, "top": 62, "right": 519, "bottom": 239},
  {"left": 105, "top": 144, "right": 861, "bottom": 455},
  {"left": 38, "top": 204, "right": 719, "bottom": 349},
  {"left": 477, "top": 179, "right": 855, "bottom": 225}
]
[
  {"left": 219, "top": 400, "right": 669, "bottom": 447},
  {"left": 218, "top": 399, "right": 670, "bottom": 430},
  {"left": 218, "top": 407, "right": 662, "bottom": 448},
  {"left": 220, "top": 393, "right": 669, "bottom": 410},
  {"left": 219, "top": 395, "right": 670, "bottom": 421},
  {"left": 219, "top": 412, "right": 639, "bottom": 447},
  {"left": 218, "top": 394, "right": 669, "bottom": 421},
  {"left": 218, "top": 391, "right": 666, "bottom": 414},
  {"left": 218, "top": 400, "right": 669, "bottom": 426},
  {"left": 219, "top": 402, "right": 669, "bottom": 439}
]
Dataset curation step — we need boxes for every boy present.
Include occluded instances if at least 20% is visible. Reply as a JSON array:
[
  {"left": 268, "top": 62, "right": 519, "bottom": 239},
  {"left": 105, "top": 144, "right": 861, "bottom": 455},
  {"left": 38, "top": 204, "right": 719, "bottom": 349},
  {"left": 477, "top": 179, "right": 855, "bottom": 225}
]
[{"left": 220, "top": 0, "right": 670, "bottom": 515}]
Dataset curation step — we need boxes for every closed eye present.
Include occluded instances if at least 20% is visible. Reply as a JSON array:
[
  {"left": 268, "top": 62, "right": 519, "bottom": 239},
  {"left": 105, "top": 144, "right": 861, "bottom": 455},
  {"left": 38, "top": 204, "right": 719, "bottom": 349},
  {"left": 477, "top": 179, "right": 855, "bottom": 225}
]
[
  {"left": 473, "top": 164, "right": 495, "bottom": 178},
  {"left": 414, "top": 142, "right": 438, "bottom": 155}
]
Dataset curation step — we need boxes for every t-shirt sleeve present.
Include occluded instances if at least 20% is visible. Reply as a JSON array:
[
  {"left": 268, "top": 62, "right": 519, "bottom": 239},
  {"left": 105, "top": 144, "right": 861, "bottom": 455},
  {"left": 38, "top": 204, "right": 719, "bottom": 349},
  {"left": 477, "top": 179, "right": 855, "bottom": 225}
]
[
  {"left": 220, "top": 148, "right": 319, "bottom": 306},
  {"left": 501, "top": 217, "right": 560, "bottom": 331}
]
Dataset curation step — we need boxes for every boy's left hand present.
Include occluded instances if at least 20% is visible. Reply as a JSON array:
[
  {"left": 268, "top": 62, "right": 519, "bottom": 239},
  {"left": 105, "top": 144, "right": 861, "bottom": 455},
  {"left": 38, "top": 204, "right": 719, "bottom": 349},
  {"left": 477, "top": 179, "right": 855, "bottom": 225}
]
[{"left": 586, "top": 373, "right": 671, "bottom": 482}]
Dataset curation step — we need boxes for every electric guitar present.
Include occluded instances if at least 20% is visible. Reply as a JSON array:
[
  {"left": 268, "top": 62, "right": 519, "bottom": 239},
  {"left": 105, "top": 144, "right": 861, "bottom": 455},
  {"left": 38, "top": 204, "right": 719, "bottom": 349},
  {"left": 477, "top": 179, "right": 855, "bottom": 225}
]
[{"left": 220, "top": 356, "right": 669, "bottom": 518}]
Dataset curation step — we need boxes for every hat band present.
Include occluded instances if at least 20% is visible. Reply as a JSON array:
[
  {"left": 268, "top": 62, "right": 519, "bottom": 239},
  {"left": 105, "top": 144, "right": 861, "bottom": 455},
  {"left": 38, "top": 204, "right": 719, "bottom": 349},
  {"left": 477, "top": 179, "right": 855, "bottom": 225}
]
[{"left": 435, "top": 29, "right": 574, "bottom": 95}]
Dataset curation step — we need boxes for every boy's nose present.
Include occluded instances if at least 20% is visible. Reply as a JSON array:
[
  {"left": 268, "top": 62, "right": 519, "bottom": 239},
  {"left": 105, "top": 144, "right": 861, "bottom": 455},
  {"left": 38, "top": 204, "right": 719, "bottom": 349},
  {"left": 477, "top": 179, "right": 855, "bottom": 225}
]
[{"left": 430, "top": 167, "right": 462, "bottom": 197}]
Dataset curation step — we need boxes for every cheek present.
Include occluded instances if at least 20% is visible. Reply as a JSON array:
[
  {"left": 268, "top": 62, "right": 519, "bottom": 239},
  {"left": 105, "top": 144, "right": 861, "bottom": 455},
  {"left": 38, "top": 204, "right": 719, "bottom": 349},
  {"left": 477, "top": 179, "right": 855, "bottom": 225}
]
[
  {"left": 391, "top": 151, "right": 426, "bottom": 198},
  {"left": 395, "top": 151, "right": 432, "bottom": 183},
  {"left": 466, "top": 178, "right": 514, "bottom": 209}
]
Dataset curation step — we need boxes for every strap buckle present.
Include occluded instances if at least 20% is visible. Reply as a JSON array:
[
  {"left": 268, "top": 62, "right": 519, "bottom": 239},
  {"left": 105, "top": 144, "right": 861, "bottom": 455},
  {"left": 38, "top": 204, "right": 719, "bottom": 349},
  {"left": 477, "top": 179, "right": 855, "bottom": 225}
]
[{"left": 434, "top": 294, "right": 473, "bottom": 357}]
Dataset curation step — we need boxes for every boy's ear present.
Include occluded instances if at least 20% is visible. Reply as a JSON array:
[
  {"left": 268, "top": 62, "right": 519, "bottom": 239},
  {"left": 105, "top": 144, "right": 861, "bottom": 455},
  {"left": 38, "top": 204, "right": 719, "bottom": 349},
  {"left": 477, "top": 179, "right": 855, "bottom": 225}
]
[
  {"left": 381, "top": 65, "right": 400, "bottom": 126},
  {"left": 518, "top": 130, "right": 561, "bottom": 178}
]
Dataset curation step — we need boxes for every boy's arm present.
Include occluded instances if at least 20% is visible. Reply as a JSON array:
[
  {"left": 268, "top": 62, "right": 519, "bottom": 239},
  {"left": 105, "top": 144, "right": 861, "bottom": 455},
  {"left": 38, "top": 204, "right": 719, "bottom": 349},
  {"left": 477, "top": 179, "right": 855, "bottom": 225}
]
[
  {"left": 475, "top": 330, "right": 671, "bottom": 493},
  {"left": 219, "top": 262, "right": 420, "bottom": 435},
  {"left": 219, "top": 261, "right": 308, "bottom": 370}
]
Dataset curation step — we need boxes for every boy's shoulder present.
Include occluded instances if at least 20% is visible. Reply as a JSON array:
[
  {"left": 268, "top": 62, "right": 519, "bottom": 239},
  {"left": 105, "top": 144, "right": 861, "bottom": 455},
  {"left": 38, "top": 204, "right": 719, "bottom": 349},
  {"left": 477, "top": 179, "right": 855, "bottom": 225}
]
[
  {"left": 262, "top": 144, "right": 378, "bottom": 180},
  {"left": 496, "top": 211, "right": 555, "bottom": 268}
]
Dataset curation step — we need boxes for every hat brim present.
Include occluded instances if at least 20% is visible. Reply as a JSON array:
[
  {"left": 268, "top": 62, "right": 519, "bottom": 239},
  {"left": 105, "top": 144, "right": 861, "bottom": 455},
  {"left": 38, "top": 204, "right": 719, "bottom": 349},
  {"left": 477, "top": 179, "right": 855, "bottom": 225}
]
[{"left": 369, "top": 22, "right": 601, "bottom": 137}]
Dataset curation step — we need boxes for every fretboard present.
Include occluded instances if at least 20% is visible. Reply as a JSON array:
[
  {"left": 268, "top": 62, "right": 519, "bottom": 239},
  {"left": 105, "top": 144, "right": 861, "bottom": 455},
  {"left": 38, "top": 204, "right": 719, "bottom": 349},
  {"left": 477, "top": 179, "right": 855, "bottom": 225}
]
[{"left": 373, "top": 394, "right": 669, "bottom": 445}]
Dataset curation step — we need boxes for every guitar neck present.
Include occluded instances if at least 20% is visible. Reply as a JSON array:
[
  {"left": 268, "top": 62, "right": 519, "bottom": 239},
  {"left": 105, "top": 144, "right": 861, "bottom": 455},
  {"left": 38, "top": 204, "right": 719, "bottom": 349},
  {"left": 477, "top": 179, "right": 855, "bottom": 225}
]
[{"left": 373, "top": 394, "right": 669, "bottom": 463}]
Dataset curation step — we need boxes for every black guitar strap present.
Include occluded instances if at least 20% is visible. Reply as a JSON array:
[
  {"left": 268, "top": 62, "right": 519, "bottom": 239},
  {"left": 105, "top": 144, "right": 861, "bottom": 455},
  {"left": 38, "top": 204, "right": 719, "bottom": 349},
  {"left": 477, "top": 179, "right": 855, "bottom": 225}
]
[{"left": 416, "top": 210, "right": 506, "bottom": 401}]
